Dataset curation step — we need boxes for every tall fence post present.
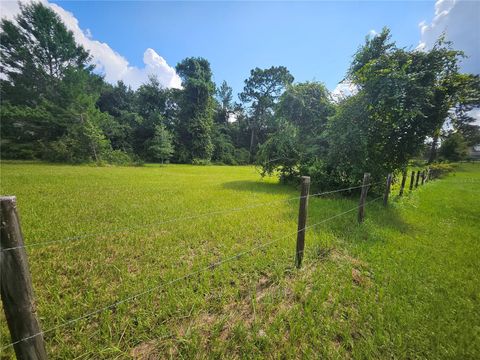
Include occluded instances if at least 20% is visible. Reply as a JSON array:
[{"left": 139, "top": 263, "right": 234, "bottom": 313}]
[
  {"left": 383, "top": 174, "right": 392, "bottom": 206},
  {"left": 421, "top": 170, "right": 426, "bottom": 185},
  {"left": 357, "top": 173, "right": 371, "bottom": 223},
  {"left": 409, "top": 171, "right": 415, "bottom": 191},
  {"left": 415, "top": 170, "right": 421, "bottom": 188},
  {"left": 295, "top": 176, "right": 310, "bottom": 268},
  {"left": 425, "top": 168, "right": 430, "bottom": 182},
  {"left": 399, "top": 170, "right": 407, "bottom": 196},
  {"left": 0, "top": 196, "right": 47, "bottom": 360}
]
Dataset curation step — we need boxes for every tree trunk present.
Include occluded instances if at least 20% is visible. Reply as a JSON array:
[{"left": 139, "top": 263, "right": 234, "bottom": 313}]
[
  {"left": 249, "top": 127, "right": 256, "bottom": 163},
  {"left": 428, "top": 133, "right": 439, "bottom": 164}
]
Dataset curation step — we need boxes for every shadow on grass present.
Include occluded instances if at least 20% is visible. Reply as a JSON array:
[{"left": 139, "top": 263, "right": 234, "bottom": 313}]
[
  {"left": 222, "top": 180, "right": 295, "bottom": 195},
  {"left": 305, "top": 194, "right": 414, "bottom": 250}
]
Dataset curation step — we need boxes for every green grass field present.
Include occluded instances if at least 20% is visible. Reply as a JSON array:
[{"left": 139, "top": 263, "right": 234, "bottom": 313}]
[{"left": 1, "top": 161, "right": 479, "bottom": 359}]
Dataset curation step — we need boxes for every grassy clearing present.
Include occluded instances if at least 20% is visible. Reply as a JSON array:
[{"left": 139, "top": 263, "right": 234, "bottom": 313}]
[{"left": 1, "top": 161, "right": 479, "bottom": 359}]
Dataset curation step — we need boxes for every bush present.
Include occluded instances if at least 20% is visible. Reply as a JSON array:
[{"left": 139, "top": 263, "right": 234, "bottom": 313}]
[
  {"left": 428, "top": 163, "right": 455, "bottom": 179},
  {"left": 439, "top": 133, "right": 468, "bottom": 161},
  {"left": 102, "top": 149, "right": 133, "bottom": 166},
  {"left": 0, "top": 139, "right": 37, "bottom": 160},
  {"left": 191, "top": 158, "right": 211, "bottom": 166},
  {"left": 233, "top": 148, "right": 250, "bottom": 165}
]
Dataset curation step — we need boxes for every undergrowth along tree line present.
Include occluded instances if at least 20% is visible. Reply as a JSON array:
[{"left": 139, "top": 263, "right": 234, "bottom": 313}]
[{"left": 1, "top": 2, "right": 479, "bottom": 187}]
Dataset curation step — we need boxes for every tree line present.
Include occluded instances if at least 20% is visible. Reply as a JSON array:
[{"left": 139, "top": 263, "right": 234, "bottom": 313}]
[{"left": 1, "top": 2, "right": 479, "bottom": 187}]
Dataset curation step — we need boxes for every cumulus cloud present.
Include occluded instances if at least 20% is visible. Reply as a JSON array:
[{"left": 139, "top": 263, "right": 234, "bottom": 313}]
[
  {"left": 0, "top": 0, "right": 181, "bottom": 89},
  {"left": 418, "top": 0, "right": 480, "bottom": 75}
]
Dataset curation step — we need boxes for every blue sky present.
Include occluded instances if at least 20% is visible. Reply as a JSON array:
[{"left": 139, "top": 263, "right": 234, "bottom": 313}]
[
  {"left": 2, "top": 1, "right": 478, "bottom": 101},
  {"left": 50, "top": 0, "right": 436, "bottom": 98}
]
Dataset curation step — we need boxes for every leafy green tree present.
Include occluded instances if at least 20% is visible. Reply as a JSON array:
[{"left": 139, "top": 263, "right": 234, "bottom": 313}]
[
  {"left": 277, "top": 82, "right": 334, "bottom": 155},
  {"left": 439, "top": 132, "right": 468, "bottom": 161},
  {"left": 257, "top": 119, "right": 300, "bottom": 182},
  {"left": 324, "top": 94, "right": 371, "bottom": 187},
  {"left": 216, "top": 80, "right": 233, "bottom": 124},
  {"left": 240, "top": 66, "right": 294, "bottom": 159},
  {"left": 334, "top": 29, "right": 465, "bottom": 183},
  {"left": 46, "top": 94, "right": 112, "bottom": 163},
  {"left": 0, "top": 1, "right": 90, "bottom": 106},
  {"left": 422, "top": 38, "right": 466, "bottom": 163},
  {"left": 257, "top": 82, "right": 334, "bottom": 181},
  {"left": 175, "top": 57, "right": 216, "bottom": 162},
  {"left": 147, "top": 124, "right": 174, "bottom": 163},
  {"left": 452, "top": 74, "right": 480, "bottom": 146},
  {"left": 97, "top": 81, "right": 135, "bottom": 117}
]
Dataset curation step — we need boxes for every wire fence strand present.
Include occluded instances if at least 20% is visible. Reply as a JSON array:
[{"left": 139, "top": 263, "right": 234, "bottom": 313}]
[
  {"left": 1, "top": 182, "right": 382, "bottom": 252},
  {"left": 1, "top": 195, "right": 383, "bottom": 350}
]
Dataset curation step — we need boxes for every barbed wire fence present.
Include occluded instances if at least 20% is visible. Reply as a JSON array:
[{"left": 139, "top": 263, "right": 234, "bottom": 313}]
[{"left": 0, "top": 169, "right": 431, "bottom": 357}]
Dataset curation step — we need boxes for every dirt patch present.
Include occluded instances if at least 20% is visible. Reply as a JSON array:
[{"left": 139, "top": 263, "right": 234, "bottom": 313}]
[{"left": 130, "top": 340, "right": 159, "bottom": 360}]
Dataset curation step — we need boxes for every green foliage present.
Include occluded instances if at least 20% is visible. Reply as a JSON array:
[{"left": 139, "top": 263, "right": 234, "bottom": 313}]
[
  {"left": 452, "top": 74, "right": 480, "bottom": 146},
  {"left": 212, "top": 130, "right": 236, "bottom": 165},
  {"left": 191, "top": 158, "right": 211, "bottom": 165},
  {"left": 428, "top": 162, "right": 456, "bottom": 179},
  {"left": 1, "top": 6, "right": 478, "bottom": 178},
  {"left": 439, "top": 132, "right": 468, "bottom": 161},
  {"left": 102, "top": 149, "right": 134, "bottom": 166},
  {"left": 0, "top": 1, "right": 90, "bottom": 106},
  {"left": 324, "top": 94, "right": 370, "bottom": 187},
  {"left": 233, "top": 148, "right": 250, "bottom": 165},
  {"left": 257, "top": 120, "right": 300, "bottom": 182},
  {"left": 146, "top": 124, "right": 174, "bottom": 163},
  {"left": 257, "top": 82, "right": 334, "bottom": 186},
  {"left": 175, "top": 57, "right": 216, "bottom": 162},
  {"left": 216, "top": 80, "right": 233, "bottom": 124},
  {"left": 44, "top": 95, "right": 113, "bottom": 163},
  {"left": 324, "top": 29, "right": 468, "bottom": 186},
  {"left": 240, "top": 66, "right": 294, "bottom": 158}
]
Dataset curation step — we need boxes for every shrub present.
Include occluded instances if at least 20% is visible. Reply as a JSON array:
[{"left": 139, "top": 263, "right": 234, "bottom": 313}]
[
  {"left": 233, "top": 148, "right": 250, "bottom": 165},
  {"left": 439, "top": 133, "right": 468, "bottom": 162},
  {"left": 428, "top": 163, "right": 455, "bottom": 179},
  {"left": 191, "top": 158, "right": 211, "bottom": 166},
  {"left": 102, "top": 149, "right": 133, "bottom": 166}
]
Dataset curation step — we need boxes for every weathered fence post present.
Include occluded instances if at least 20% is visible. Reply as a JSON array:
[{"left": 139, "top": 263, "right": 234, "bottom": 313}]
[
  {"left": 295, "top": 176, "right": 310, "bottom": 268},
  {"left": 357, "top": 173, "right": 371, "bottom": 223},
  {"left": 0, "top": 196, "right": 47, "bottom": 360},
  {"left": 421, "top": 170, "right": 426, "bottom": 185},
  {"left": 399, "top": 170, "right": 407, "bottom": 196},
  {"left": 415, "top": 170, "right": 421, "bottom": 188},
  {"left": 425, "top": 168, "right": 430, "bottom": 182},
  {"left": 409, "top": 171, "right": 415, "bottom": 191},
  {"left": 383, "top": 174, "right": 392, "bottom": 206}
]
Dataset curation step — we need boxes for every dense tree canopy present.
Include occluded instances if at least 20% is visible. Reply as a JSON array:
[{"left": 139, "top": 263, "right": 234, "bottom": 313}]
[
  {"left": 1, "top": 3, "right": 478, "bottom": 188},
  {"left": 239, "top": 66, "right": 294, "bottom": 159},
  {"left": 0, "top": 1, "right": 91, "bottom": 106}
]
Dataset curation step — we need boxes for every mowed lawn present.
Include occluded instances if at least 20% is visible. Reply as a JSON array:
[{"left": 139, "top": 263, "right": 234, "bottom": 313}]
[{"left": 1, "top": 161, "right": 479, "bottom": 359}]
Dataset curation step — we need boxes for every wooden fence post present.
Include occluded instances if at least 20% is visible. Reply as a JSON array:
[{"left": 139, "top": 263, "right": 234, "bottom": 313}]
[
  {"left": 415, "top": 170, "right": 421, "bottom": 188},
  {"left": 0, "top": 196, "right": 47, "bottom": 359},
  {"left": 383, "top": 174, "right": 392, "bottom": 206},
  {"left": 295, "top": 176, "right": 310, "bottom": 268},
  {"left": 399, "top": 170, "right": 407, "bottom": 196},
  {"left": 425, "top": 168, "right": 430, "bottom": 182},
  {"left": 358, "top": 173, "right": 371, "bottom": 223},
  {"left": 421, "top": 170, "right": 426, "bottom": 185},
  {"left": 409, "top": 171, "right": 415, "bottom": 191}
]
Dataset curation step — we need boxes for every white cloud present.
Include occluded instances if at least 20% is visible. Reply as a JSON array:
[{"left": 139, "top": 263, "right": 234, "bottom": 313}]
[
  {"left": 418, "top": 0, "right": 480, "bottom": 75},
  {"left": 368, "top": 29, "right": 378, "bottom": 37},
  {"left": 0, "top": 0, "right": 181, "bottom": 89},
  {"left": 331, "top": 81, "right": 358, "bottom": 102}
]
